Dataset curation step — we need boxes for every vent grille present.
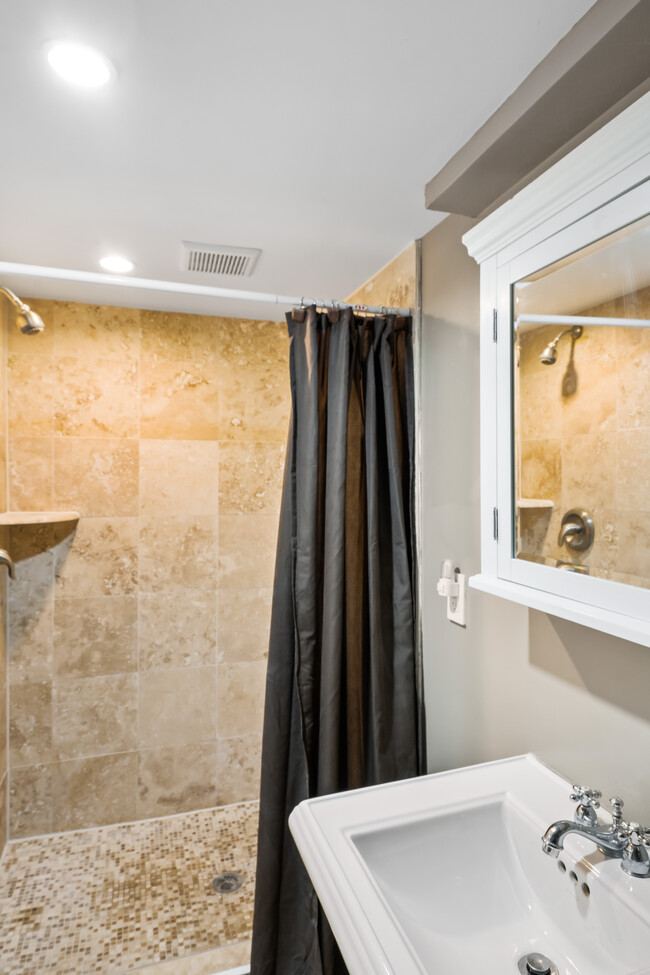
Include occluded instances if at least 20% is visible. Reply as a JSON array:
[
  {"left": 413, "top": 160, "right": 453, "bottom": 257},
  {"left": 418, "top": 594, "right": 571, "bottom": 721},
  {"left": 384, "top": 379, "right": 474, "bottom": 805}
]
[{"left": 181, "top": 241, "right": 261, "bottom": 277}]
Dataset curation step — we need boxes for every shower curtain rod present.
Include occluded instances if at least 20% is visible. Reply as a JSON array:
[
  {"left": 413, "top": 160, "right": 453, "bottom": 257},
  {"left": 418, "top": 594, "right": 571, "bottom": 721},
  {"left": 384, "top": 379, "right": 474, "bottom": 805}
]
[
  {"left": 516, "top": 312, "right": 650, "bottom": 328},
  {"left": 0, "top": 261, "right": 412, "bottom": 316}
]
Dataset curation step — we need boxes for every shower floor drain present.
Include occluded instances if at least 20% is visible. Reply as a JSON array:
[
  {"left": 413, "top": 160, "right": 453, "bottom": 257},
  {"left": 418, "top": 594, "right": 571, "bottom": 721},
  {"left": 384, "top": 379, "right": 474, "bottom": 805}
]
[{"left": 211, "top": 872, "right": 244, "bottom": 894}]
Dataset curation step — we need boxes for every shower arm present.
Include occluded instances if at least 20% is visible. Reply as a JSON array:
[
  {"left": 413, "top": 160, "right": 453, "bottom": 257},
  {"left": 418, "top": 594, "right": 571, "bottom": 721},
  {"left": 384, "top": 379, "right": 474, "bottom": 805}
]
[{"left": 0, "top": 285, "right": 32, "bottom": 316}]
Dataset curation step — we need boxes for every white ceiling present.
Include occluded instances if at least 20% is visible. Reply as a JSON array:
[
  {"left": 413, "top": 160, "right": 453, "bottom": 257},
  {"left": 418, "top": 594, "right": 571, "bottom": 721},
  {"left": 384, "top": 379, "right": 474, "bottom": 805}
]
[{"left": 0, "top": 0, "right": 597, "bottom": 320}]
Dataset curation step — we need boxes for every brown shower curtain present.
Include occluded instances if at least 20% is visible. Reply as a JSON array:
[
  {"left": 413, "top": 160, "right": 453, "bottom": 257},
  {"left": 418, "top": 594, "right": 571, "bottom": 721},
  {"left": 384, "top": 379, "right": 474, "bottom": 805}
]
[{"left": 251, "top": 306, "right": 424, "bottom": 975}]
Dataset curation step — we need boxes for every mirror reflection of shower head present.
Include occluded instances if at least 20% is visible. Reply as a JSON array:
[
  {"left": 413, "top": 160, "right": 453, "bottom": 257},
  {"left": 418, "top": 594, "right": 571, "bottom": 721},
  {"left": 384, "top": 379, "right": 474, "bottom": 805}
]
[
  {"left": 539, "top": 325, "right": 583, "bottom": 365},
  {"left": 0, "top": 286, "right": 45, "bottom": 334}
]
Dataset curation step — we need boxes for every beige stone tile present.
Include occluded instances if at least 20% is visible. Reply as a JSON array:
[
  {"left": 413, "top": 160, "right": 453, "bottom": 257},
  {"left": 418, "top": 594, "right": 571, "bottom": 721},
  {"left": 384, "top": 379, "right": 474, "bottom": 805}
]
[
  {"left": 140, "top": 592, "right": 217, "bottom": 669},
  {"left": 346, "top": 242, "right": 416, "bottom": 310},
  {"left": 52, "top": 752, "right": 138, "bottom": 832},
  {"left": 518, "top": 372, "right": 562, "bottom": 441},
  {"left": 9, "top": 522, "right": 55, "bottom": 560},
  {"left": 217, "top": 361, "right": 291, "bottom": 442},
  {"left": 54, "top": 517, "right": 138, "bottom": 597},
  {"left": 616, "top": 511, "right": 650, "bottom": 582},
  {"left": 219, "top": 441, "right": 285, "bottom": 513},
  {"left": 53, "top": 595, "right": 138, "bottom": 678},
  {"left": 8, "top": 354, "right": 55, "bottom": 437},
  {"left": 10, "top": 682, "right": 53, "bottom": 766},
  {"left": 617, "top": 339, "right": 650, "bottom": 430},
  {"left": 218, "top": 515, "right": 278, "bottom": 589},
  {"left": 618, "top": 429, "right": 650, "bottom": 511},
  {"left": 218, "top": 318, "right": 288, "bottom": 369},
  {"left": 137, "top": 742, "right": 218, "bottom": 819},
  {"left": 53, "top": 437, "right": 139, "bottom": 517},
  {"left": 8, "top": 551, "right": 54, "bottom": 684},
  {"left": 129, "top": 941, "right": 252, "bottom": 975},
  {"left": 520, "top": 439, "right": 561, "bottom": 502},
  {"left": 54, "top": 355, "right": 139, "bottom": 438},
  {"left": 562, "top": 353, "right": 617, "bottom": 437},
  {"left": 561, "top": 433, "right": 617, "bottom": 514},
  {"left": 139, "top": 515, "right": 217, "bottom": 593},
  {"left": 9, "top": 763, "right": 54, "bottom": 838},
  {"left": 0, "top": 436, "right": 6, "bottom": 513},
  {"left": 138, "top": 668, "right": 217, "bottom": 748},
  {"left": 139, "top": 440, "right": 219, "bottom": 516},
  {"left": 517, "top": 507, "right": 555, "bottom": 561},
  {"left": 610, "top": 571, "right": 650, "bottom": 590},
  {"left": 217, "top": 661, "right": 267, "bottom": 738},
  {"left": 8, "top": 437, "right": 53, "bottom": 511},
  {"left": 217, "top": 588, "right": 272, "bottom": 662},
  {"left": 53, "top": 674, "right": 138, "bottom": 760},
  {"left": 140, "top": 359, "right": 220, "bottom": 440},
  {"left": 572, "top": 324, "right": 617, "bottom": 361},
  {"left": 54, "top": 301, "right": 140, "bottom": 360},
  {"left": 0, "top": 773, "right": 6, "bottom": 857},
  {"left": 7, "top": 298, "right": 55, "bottom": 355},
  {"left": 140, "top": 309, "right": 221, "bottom": 364},
  {"left": 0, "top": 580, "right": 5, "bottom": 775},
  {"left": 217, "top": 735, "right": 262, "bottom": 804}
]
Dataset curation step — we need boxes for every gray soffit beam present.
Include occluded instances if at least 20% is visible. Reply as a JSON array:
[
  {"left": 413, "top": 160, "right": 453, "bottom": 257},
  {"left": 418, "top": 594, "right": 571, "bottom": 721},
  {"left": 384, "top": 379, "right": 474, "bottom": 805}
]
[{"left": 425, "top": 0, "right": 650, "bottom": 218}]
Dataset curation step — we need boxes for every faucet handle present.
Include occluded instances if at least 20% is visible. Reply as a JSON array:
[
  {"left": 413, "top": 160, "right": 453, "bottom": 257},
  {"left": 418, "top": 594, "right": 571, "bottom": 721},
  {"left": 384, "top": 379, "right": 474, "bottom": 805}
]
[
  {"left": 570, "top": 786, "right": 601, "bottom": 826},
  {"left": 570, "top": 786, "right": 601, "bottom": 807},
  {"left": 609, "top": 796, "right": 625, "bottom": 827},
  {"left": 621, "top": 824, "right": 650, "bottom": 877}
]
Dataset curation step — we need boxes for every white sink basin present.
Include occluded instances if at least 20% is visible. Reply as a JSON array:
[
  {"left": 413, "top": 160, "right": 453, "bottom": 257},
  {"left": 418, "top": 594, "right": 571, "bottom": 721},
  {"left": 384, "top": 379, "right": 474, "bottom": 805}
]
[{"left": 289, "top": 755, "right": 650, "bottom": 975}]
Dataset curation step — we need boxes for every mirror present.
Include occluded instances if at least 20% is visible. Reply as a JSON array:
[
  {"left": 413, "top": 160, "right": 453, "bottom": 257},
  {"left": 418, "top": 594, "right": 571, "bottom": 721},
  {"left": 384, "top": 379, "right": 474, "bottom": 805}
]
[{"left": 513, "top": 212, "right": 650, "bottom": 590}]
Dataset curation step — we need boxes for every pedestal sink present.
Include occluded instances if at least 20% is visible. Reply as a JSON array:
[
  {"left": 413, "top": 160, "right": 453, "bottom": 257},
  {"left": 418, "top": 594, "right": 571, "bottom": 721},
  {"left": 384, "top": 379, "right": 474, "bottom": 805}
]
[{"left": 289, "top": 755, "right": 650, "bottom": 975}]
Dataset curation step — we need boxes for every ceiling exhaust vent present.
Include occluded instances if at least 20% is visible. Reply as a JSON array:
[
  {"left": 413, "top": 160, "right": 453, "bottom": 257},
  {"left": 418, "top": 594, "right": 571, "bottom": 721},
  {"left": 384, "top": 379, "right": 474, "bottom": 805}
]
[{"left": 181, "top": 241, "right": 261, "bottom": 277}]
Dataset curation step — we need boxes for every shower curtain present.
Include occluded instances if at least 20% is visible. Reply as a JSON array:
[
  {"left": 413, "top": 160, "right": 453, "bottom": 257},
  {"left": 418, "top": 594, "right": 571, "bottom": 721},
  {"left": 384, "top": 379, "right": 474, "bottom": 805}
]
[{"left": 251, "top": 306, "right": 424, "bottom": 975}]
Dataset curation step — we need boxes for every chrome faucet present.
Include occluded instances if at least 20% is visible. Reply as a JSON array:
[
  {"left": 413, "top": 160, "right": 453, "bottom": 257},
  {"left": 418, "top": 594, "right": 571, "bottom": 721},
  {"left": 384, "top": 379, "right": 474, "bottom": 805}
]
[{"left": 542, "top": 788, "right": 650, "bottom": 878}]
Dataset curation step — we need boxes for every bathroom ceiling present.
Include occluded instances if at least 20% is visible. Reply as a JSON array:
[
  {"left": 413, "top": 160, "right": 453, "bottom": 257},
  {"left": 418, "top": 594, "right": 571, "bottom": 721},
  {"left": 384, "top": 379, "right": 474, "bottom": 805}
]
[{"left": 0, "top": 0, "right": 597, "bottom": 319}]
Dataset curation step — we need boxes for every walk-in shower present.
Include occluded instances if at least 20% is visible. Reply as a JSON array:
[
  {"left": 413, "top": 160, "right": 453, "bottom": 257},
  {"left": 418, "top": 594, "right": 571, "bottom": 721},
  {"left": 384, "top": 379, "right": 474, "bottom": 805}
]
[{"left": 0, "top": 285, "right": 45, "bottom": 334}]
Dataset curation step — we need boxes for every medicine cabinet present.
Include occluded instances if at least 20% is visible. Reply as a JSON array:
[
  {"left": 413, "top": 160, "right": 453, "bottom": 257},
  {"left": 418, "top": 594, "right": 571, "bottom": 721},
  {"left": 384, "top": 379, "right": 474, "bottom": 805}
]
[{"left": 463, "top": 92, "right": 650, "bottom": 646}]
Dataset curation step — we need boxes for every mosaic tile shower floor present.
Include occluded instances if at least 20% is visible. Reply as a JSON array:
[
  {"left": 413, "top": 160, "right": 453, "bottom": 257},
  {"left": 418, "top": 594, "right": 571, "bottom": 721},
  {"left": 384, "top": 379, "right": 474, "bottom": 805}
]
[{"left": 0, "top": 801, "right": 258, "bottom": 975}]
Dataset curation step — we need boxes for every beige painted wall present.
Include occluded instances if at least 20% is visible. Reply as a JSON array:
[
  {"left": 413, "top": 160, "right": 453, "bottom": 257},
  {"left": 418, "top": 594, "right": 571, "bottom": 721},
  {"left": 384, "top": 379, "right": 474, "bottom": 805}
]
[
  {"left": 421, "top": 215, "right": 650, "bottom": 822},
  {"left": 6, "top": 299, "right": 289, "bottom": 838}
]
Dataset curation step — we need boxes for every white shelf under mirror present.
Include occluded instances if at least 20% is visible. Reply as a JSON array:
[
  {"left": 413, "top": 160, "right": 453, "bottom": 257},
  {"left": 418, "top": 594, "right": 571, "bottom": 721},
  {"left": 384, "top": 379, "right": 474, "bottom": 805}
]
[{"left": 463, "top": 90, "right": 650, "bottom": 647}]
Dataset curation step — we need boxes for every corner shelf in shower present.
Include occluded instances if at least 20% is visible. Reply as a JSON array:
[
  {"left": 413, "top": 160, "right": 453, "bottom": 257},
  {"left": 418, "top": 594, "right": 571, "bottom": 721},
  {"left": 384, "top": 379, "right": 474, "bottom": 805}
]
[
  {"left": 0, "top": 511, "right": 80, "bottom": 526},
  {"left": 516, "top": 499, "right": 554, "bottom": 509}
]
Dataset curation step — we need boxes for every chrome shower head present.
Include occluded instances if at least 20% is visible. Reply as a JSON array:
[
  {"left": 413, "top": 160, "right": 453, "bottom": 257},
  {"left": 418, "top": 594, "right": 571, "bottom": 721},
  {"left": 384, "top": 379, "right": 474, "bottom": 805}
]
[
  {"left": 0, "top": 286, "right": 45, "bottom": 335},
  {"left": 16, "top": 307, "right": 45, "bottom": 335},
  {"left": 539, "top": 343, "right": 558, "bottom": 365},
  {"left": 538, "top": 325, "right": 582, "bottom": 365}
]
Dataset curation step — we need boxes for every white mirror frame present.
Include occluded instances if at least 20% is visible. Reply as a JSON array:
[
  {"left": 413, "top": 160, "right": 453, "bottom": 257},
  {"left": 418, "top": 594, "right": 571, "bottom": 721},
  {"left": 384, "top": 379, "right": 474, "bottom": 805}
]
[{"left": 463, "top": 92, "right": 650, "bottom": 647}]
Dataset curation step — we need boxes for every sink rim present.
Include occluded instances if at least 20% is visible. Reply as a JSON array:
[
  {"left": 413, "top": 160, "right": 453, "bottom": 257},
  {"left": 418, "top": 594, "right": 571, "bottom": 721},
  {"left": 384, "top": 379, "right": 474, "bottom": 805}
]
[{"left": 289, "top": 754, "right": 650, "bottom": 975}]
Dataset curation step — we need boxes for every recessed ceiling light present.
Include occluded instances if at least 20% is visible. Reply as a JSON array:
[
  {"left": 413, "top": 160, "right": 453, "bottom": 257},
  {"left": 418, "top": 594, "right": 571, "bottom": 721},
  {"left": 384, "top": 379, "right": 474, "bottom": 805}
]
[
  {"left": 46, "top": 41, "right": 114, "bottom": 88},
  {"left": 100, "top": 255, "right": 134, "bottom": 274}
]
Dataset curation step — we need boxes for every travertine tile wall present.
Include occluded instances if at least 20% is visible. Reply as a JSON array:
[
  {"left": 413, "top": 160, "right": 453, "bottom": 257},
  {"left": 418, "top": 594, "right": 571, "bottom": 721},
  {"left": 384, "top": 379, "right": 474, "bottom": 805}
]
[
  {"left": 517, "top": 285, "right": 650, "bottom": 587},
  {"left": 0, "top": 299, "right": 8, "bottom": 857},
  {"left": 6, "top": 299, "right": 289, "bottom": 838},
  {"left": 346, "top": 242, "right": 416, "bottom": 310}
]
